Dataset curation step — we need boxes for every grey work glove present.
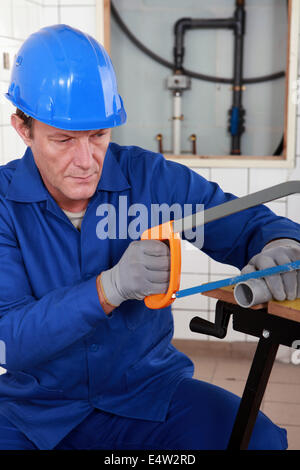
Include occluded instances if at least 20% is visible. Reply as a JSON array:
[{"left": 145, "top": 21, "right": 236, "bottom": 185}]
[
  {"left": 234, "top": 238, "right": 300, "bottom": 308},
  {"left": 99, "top": 240, "right": 170, "bottom": 307}
]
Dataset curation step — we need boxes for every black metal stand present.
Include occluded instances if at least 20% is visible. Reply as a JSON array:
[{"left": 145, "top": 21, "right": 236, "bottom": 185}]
[
  {"left": 190, "top": 300, "right": 300, "bottom": 450},
  {"left": 227, "top": 337, "right": 279, "bottom": 449}
]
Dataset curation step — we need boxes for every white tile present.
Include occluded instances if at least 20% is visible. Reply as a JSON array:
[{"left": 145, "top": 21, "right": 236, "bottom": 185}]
[
  {"left": 175, "top": 273, "right": 209, "bottom": 311},
  {"left": 12, "top": 0, "right": 29, "bottom": 39},
  {"left": 40, "top": 5, "right": 59, "bottom": 27},
  {"left": 0, "top": 37, "right": 22, "bottom": 82},
  {"left": 287, "top": 194, "right": 300, "bottom": 225},
  {"left": 181, "top": 240, "right": 209, "bottom": 274},
  {"left": 264, "top": 201, "right": 287, "bottom": 217},
  {"left": 172, "top": 309, "right": 209, "bottom": 340},
  {"left": 190, "top": 167, "right": 210, "bottom": 181},
  {"left": 210, "top": 257, "right": 240, "bottom": 276},
  {"left": 2, "top": 125, "right": 26, "bottom": 164},
  {"left": 249, "top": 168, "right": 288, "bottom": 203},
  {"left": 43, "top": 0, "right": 58, "bottom": 4},
  {"left": 211, "top": 168, "right": 248, "bottom": 197},
  {"left": 59, "top": 5, "right": 96, "bottom": 36},
  {"left": 296, "top": 116, "right": 300, "bottom": 155},
  {"left": 0, "top": 81, "right": 15, "bottom": 126},
  {"left": 12, "top": 0, "right": 42, "bottom": 39},
  {"left": 60, "top": 0, "right": 95, "bottom": 5},
  {"left": 287, "top": 156, "right": 300, "bottom": 224},
  {"left": 0, "top": 0, "right": 13, "bottom": 37},
  {"left": 287, "top": 155, "right": 300, "bottom": 180}
]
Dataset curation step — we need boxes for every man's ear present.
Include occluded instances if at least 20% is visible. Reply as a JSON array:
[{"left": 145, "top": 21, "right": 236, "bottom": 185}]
[{"left": 10, "top": 113, "right": 33, "bottom": 147}]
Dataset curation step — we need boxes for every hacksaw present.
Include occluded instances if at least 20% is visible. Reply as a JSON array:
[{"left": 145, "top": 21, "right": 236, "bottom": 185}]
[{"left": 141, "top": 180, "right": 300, "bottom": 309}]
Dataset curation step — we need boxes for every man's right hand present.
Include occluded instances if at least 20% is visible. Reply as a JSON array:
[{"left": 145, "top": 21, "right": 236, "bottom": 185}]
[{"left": 98, "top": 240, "right": 170, "bottom": 308}]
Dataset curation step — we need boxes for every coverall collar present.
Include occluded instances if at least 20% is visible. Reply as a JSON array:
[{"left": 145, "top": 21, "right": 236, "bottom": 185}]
[{"left": 5, "top": 144, "right": 131, "bottom": 203}]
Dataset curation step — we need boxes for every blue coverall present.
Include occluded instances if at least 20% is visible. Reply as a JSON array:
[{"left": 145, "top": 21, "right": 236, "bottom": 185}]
[{"left": 0, "top": 143, "right": 298, "bottom": 450}]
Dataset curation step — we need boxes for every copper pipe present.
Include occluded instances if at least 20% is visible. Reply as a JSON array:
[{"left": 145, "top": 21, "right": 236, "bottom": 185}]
[
  {"left": 189, "top": 134, "right": 197, "bottom": 155},
  {"left": 156, "top": 133, "right": 163, "bottom": 153}
]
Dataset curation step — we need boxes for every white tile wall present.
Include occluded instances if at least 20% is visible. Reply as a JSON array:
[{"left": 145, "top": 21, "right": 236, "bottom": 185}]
[
  {"left": 40, "top": 5, "right": 59, "bottom": 27},
  {"left": 59, "top": 5, "right": 96, "bottom": 35},
  {"left": 2, "top": 125, "right": 26, "bottom": 163},
  {"left": 12, "top": 0, "right": 42, "bottom": 39},
  {"left": 172, "top": 309, "right": 210, "bottom": 341},
  {"left": 211, "top": 168, "right": 248, "bottom": 197},
  {"left": 0, "top": 1, "right": 300, "bottom": 345},
  {"left": 0, "top": 0, "right": 13, "bottom": 37}
]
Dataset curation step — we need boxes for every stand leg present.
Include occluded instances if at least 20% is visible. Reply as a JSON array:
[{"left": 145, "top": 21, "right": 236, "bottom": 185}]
[{"left": 227, "top": 337, "right": 279, "bottom": 450}]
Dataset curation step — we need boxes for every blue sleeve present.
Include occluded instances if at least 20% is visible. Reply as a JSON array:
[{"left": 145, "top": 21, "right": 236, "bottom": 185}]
[
  {"left": 147, "top": 153, "right": 300, "bottom": 270},
  {"left": 0, "top": 197, "right": 108, "bottom": 371}
]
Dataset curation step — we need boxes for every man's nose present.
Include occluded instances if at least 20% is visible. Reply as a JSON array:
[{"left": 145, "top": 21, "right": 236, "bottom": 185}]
[{"left": 73, "top": 138, "right": 94, "bottom": 169}]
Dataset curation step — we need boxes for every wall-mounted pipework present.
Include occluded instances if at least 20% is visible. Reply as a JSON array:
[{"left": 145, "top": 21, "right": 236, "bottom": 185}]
[
  {"left": 172, "top": 0, "right": 246, "bottom": 155},
  {"left": 111, "top": 1, "right": 286, "bottom": 158}
]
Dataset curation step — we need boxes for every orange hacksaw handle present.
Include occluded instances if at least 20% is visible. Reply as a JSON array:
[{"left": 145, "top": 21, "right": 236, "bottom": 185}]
[{"left": 141, "top": 221, "right": 181, "bottom": 309}]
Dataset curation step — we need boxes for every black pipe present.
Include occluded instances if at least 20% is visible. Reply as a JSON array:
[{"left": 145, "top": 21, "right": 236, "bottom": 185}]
[
  {"left": 273, "top": 136, "right": 284, "bottom": 156},
  {"left": 230, "top": 0, "right": 246, "bottom": 154},
  {"left": 174, "top": 17, "right": 236, "bottom": 71},
  {"left": 173, "top": 1, "right": 246, "bottom": 154}
]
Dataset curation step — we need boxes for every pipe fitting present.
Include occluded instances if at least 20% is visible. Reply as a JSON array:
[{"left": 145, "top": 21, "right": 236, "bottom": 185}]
[{"left": 234, "top": 278, "right": 272, "bottom": 308}]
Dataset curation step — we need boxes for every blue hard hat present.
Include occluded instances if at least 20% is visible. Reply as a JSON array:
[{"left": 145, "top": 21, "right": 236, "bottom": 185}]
[{"left": 5, "top": 24, "right": 126, "bottom": 130}]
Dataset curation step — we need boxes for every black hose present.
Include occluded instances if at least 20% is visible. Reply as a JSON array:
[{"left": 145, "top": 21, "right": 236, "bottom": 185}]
[
  {"left": 111, "top": 2, "right": 285, "bottom": 85},
  {"left": 273, "top": 136, "right": 284, "bottom": 156}
]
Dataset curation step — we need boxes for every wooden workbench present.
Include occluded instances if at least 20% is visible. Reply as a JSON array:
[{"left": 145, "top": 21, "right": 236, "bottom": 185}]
[{"left": 202, "top": 284, "right": 300, "bottom": 322}]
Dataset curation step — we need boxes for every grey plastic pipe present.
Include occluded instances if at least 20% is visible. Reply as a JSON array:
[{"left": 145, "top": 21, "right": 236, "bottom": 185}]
[{"left": 234, "top": 278, "right": 272, "bottom": 308}]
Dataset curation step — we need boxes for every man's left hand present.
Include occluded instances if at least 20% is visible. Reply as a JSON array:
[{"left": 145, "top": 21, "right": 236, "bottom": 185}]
[{"left": 241, "top": 238, "right": 300, "bottom": 301}]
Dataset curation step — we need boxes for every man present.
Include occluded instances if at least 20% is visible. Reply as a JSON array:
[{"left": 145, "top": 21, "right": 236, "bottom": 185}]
[{"left": 0, "top": 24, "right": 299, "bottom": 450}]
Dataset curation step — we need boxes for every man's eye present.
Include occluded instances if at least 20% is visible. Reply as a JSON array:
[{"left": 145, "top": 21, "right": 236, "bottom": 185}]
[
  {"left": 93, "top": 133, "right": 105, "bottom": 138},
  {"left": 57, "top": 138, "right": 71, "bottom": 143}
]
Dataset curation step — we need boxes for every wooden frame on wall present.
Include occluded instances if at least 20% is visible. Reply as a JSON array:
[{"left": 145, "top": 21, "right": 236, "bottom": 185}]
[
  {"left": 96, "top": 0, "right": 111, "bottom": 53},
  {"left": 103, "top": 0, "right": 299, "bottom": 168}
]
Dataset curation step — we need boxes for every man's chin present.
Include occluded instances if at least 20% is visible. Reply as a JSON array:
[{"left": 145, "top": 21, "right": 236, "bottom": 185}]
[{"left": 65, "top": 184, "right": 97, "bottom": 202}]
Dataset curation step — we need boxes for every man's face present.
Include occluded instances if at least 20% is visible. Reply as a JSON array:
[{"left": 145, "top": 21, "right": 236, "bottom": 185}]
[{"left": 16, "top": 118, "right": 111, "bottom": 212}]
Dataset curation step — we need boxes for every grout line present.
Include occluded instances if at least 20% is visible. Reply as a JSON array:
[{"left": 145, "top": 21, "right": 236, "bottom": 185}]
[
  {"left": 10, "top": 0, "right": 13, "bottom": 37},
  {"left": 264, "top": 399, "right": 300, "bottom": 405},
  {"left": 282, "top": 423, "right": 300, "bottom": 427},
  {"left": 0, "top": 35, "right": 25, "bottom": 42},
  {"left": 58, "top": 0, "right": 61, "bottom": 23},
  {"left": 58, "top": 3, "right": 96, "bottom": 7},
  {"left": 208, "top": 359, "right": 219, "bottom": 382},
  {"left": 25, "top": 0, "right": 44, "bottom": 6}
]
